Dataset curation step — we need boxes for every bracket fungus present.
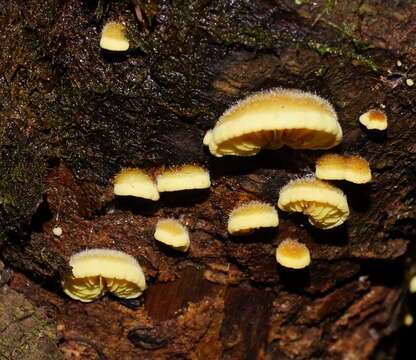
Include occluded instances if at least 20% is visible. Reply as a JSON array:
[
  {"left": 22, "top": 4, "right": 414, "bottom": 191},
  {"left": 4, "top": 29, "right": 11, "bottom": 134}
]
[
  {"left": 203, "top": 88, "right": 342, "bottom": 157},
  {"left": 359, "top": 109, "right": 388, "bottom": 130},
  {"left": 100, "top": 22, "right": 129, "bottom": 51},
  {"left": 154, "top": 218, "right": 190, "bottom": 252},
  {"left": 275, "top": 239, "right": 311, "bottom": 269},
  {"left": 227, "top": 201, "right": 279, "bottom": 235},
  {"left": 156, "top": 165, "right": 210, "bottom": 192},
  {"left": 62, "top": 249, "right": 147, "bottom": 302},
  {"left": 113, "top": 168, "right": 159, "bottom": 201},
  {"left": 278, "top": 177, "right": 349, "bottom": 229},
  {"left": 315, "top": 153, "right": 372, "bottom": 184}
]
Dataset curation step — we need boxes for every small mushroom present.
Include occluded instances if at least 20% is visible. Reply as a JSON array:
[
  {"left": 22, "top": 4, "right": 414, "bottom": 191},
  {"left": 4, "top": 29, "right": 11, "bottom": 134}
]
[
  {"left": 62, "top": 249, "right": 147, "bottom": 302},
  {"left": 275, "top": 239, "right": 310, "bottom": 269},
  {"left": 154, "top": 218, "right": 190, "bottom": 252},
  {"left": 203, "top": 88, "right": 342, "bottom": 157},
  {"left": 100, "top": 22, "right": 129, "bottom": 51},
  {"left": 156, "top": 165, "right": 210, "bottom": 192},
  {"left": 404, "top": 313, "right": 413, "bottom": 327},
  {"left": 52, "top": 226, "right": 63, "bottom": 236},
  {"left": 359, "top": 109, "right": 388, "bottom": 130},
  {"left": 315, "top": 153, "right": 372, "bottom": 184},
  {"left": 113, "top": 168, "right": 159, "bottom": 201},
  {"left": 278, "top": 177, "right": 349, "bottom": 229},
  {"left": 409, "top": 275, "right": 416, "bottom": 293},
  {"left": 227, "top": 201, "right": 279, "bottom": 235}
]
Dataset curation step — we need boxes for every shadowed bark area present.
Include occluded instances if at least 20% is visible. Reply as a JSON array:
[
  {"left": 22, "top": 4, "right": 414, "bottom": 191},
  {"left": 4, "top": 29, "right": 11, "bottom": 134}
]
[{"left": 0, "top": 0, "right": 415, "bottom": 359}]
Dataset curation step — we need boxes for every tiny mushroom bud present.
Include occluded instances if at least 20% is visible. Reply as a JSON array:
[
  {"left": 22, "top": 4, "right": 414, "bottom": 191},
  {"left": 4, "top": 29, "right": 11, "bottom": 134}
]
[
  {"left": 100, "top": 22, "right": 129, "bottom": 51},
  {"left": 275, "top": 239, "right": 310, "bottom": 269},
  {"left": 404, "top": 313, "right": 413, "bottom": 327},
  {"left": 154, "top": 218, "right": 190, "bottom": 252},
  {"left": 359, "top": 109, "right": 388, "bottom": 130},
  {"left": 409, "top": 275, "right": 416, "bottom": 293},
  {"left": 278, "top": 177, "right": 349, "bottom": 229},
  {"left": 156, "top": 165, "right": 210, "bottom": 192},
  {"left": 227, "top": 201, "right": 279, "bottom": 235},
  {"left": 62, "top": 249, "right": 147, "bottom": 302},
  {"left": 113, "top": 168, "right": 159, "bottom": 201},
  {"left": 316, "top": 153, "right": 372, "bottom": 184},
  {"left": 52, "top": 226, "right": 63, "bottom": 236},
  {"left": 203, "top": 88, "right": 342, "bottom": 157}
]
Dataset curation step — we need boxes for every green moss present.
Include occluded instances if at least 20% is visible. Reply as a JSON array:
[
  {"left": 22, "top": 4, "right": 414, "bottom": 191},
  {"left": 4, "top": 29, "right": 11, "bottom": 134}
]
[{"left": 306, "top": 40, "right": 379, "bottom": 72}]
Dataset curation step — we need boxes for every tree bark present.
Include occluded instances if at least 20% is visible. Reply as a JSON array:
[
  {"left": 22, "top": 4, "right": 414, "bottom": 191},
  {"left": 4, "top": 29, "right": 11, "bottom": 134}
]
[{"left": 0, "top": 0, "right": 415, "bottom": 359}]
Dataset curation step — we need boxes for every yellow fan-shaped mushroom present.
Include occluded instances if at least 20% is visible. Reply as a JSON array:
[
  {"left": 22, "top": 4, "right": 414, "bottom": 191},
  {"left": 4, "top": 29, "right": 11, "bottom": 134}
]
[
  {"left": 113, "top": 168, "right": 159, "bottom": 201},
  {"left": 100, "top": 22, "right": 129, "bottom": 51},
  {"left": 275, "top": 239, "right": 311, "bottom": 269},
  {"left": 154, "top": 218, "right": 190, "bottom": 252},
  {"left": 62, "top": 249, "right": 147, "bottom": 302},
  {"left": 156, "top": 165, "right": 210, "bottom": 192},
  {"left": 277, "top": 177, "right": 349, "bottom": 229},
  {"left": 316, "top": 153, "right": 372, "bottom": 184},
  {"left": 227, "top": 201, "right": 279, "bottom": 235},
  {"left": 203, "top": 88, "right": 342, "bottom": 157},
  {"left": 359, "top": 109, "right": 388, "bottom": 130}
]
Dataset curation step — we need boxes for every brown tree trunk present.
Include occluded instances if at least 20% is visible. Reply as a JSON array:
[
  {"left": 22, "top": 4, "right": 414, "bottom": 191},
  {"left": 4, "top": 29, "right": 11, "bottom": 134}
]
[{"left": 0, "top": 0, "right": 415, "bottom": 359}]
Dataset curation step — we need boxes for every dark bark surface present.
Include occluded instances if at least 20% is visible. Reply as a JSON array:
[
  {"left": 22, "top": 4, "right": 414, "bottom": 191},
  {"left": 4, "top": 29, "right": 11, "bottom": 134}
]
[{"left": 0, "top": 0, "right": 415, "bottom": 359}]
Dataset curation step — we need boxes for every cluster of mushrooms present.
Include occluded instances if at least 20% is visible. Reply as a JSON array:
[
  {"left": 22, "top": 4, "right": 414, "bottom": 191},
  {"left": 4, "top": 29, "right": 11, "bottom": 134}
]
[{"left": 61, "top": 24, "right": 388, "bottom": 303}]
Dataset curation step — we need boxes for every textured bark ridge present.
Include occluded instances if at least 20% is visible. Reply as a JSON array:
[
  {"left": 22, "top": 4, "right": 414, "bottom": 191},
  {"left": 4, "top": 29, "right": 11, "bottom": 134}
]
[{"left": 0, "top": 0, "right": 415, "bottom": 359}]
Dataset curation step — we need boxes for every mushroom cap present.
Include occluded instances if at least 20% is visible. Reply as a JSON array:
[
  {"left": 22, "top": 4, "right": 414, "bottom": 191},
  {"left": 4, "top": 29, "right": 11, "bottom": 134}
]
[
  {"left": 227, "top": 201, "right": 279, "bottom": 235},
  {"left": 204, "top": 88, "right": 342, "bottom": 157},
  {"left": 277, "top": 177, "right": 349, "bottom": 229},
  {"left": 275, "top": 239, "right": 311, "bottom": 269},
  {"left": 359, "top": 109, "right": 387, "bottom": 130},
  {"left": 316, "top": 153, "right": 372, "bottom": 184},
  {"left": 156, "top": 165, "right": 210, "bottom": 192},
  {"left": 113, "top": 168, "right": 159, "bottom": 200},
  {"left": 62, "top": 249, "right": 147, "bottom": 302},
  {"left": 100, "top": 22, "right": 129, "bottom": 51},
  {"left": 154, "top": 218, "right": 190, "bottom": 252}
]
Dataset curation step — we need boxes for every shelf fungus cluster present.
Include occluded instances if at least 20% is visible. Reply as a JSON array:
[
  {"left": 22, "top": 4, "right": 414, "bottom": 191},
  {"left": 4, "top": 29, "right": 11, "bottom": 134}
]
[
  {"left": 62, "top": 249, "right": 147, "bottom": 302},
  {"left": 227, "top": 201, "right": 279, "bottom": 235},
  {"left": 156, "top": 165, "right": 210, "bottom": 192},
  {"left": 203, "top": 88, "right": 342, "bottom": 157},
  {"left": 278, "top": 177, "right": 349, "bottom": 229},
  {"left": 100, "top": 22, "right": 129, "bottom": 51},
  {"left": 316, "top": 153, "right": 372, "bottom": 184},
  {"left": 113, "top": 168, "right": 159, "bottom": 201},
  {"left": 154, "top": 218, "right": 190, "bottom": 252},
  {"left": 359, "top": 109, "right": 388, "bottom": 130},
  {"left": 275, "top": 239, "right": 311, "bottom": 269}
]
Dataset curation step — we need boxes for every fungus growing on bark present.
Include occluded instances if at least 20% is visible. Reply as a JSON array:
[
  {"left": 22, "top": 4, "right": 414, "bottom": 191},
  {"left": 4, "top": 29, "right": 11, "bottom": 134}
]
[
  {"left": 275, "top": 239, "right": 311, "bottom": 269},
  {"left": 316, "top": 153, "right": 372, "bottom": 184},
  {"left": 154, "top": 218, "right": 190, "bottom": 252},
  {"left": 227, "top": 201, "right": 279, "bottom": 235},
  {"left": 113, "top": 168, "right": 159, "bottom": 200},
  {"left": 62, "top": 249, "right": 147, "bottom": 302},
  {"left": 203, "top": 88, "right": 342, "bottom": 157},
  {"left": 278, "top": 177, "right": 349, "bottom": 229},
  {"left": 156, "top": 165, "right": 210, "bottom": 192},
  {"left": 359, "top": 109, "right": 388, "bottom": 130},
  {"left": 100, "top": 22, "right": 129, "bottom": 51}
]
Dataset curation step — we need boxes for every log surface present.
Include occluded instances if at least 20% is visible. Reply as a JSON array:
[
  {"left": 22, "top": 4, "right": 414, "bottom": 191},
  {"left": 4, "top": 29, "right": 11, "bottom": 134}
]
[{"left": 0, "top": 0, "right": 415, "bottom": 359}]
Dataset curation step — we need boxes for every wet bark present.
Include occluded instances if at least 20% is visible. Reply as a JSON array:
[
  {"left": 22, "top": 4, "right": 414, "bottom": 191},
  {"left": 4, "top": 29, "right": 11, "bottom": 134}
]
[{"left": 0, "top": 0, "right": 415, "bottom": 359}]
